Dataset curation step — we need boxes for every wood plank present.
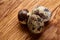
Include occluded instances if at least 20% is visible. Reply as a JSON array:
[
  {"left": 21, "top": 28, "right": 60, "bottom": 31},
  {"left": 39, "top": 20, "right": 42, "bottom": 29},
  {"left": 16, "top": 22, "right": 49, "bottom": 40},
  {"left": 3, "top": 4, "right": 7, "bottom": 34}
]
[{"left": 0, "top": 0, "right": 60, "bottom": 40}]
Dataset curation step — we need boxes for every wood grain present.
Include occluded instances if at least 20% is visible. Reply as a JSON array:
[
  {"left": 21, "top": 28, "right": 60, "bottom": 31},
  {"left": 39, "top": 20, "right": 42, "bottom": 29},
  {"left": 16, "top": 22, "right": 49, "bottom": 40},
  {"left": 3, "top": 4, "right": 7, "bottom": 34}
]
[{"left": 0, "top": 0, "right": 60, "bottom": 40}]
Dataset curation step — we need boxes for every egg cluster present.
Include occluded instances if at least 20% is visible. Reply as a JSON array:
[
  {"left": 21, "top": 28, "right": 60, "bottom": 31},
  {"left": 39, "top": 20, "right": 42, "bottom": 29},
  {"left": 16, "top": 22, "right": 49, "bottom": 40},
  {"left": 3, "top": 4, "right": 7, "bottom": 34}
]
[{"left": 18, "top": 6, "right": 51, "bottom": 34}]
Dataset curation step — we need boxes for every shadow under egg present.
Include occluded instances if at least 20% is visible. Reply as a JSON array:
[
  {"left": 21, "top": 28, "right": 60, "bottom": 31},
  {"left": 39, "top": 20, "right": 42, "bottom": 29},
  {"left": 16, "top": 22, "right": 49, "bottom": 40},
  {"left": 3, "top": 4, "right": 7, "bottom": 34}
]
[{"left": 18, "top": 22, "right": 44, "bottom": 40}]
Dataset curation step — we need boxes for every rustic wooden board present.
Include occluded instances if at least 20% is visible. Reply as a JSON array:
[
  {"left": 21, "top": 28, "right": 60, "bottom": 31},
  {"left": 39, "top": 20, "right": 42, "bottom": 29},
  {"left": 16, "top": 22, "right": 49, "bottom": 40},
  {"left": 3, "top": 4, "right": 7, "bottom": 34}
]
[{"left": 0, "top": 0, "right": 60, "bottom": 40}]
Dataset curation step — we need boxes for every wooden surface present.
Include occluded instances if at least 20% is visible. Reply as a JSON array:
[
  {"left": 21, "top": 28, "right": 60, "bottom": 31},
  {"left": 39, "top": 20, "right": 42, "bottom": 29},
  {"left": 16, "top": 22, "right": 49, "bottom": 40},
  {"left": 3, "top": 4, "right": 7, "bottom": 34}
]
[{"left": 0, "top": 0, "right": 60, "bottom": 40}]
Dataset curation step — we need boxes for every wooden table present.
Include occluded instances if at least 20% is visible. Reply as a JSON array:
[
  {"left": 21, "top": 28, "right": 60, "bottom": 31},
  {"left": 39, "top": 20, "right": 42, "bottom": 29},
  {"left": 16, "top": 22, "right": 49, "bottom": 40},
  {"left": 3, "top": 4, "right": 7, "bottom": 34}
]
[{"left": 0, "top": 0, "right": 60, "bottom": 40}]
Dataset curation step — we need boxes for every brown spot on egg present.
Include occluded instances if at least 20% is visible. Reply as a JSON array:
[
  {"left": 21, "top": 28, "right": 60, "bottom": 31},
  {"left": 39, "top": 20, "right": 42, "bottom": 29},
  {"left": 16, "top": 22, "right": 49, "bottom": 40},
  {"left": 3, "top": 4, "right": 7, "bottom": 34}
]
[
  {"left": 44, "top": 8, "right": 49, "bottom": 12},
  {"left": 39, "top": 13, "right": 48, "bottom": 19},
  {"left": 34, "top": 10, "right": 39, "bottom": 15},
  {"left": 34, "top": 10, "right": 47, "bottom": 19},
  {"left": 37, "top": 18, "right": 41, "bottom": 22},
  {"left": 32, "top": 27, "right": 35, "bottom": 30},
  {"left": 37, "top": 26, "right": 43, "bottom": 31},
  {"left": 37, "top": 26, "right": 41, "bottom": 31}
]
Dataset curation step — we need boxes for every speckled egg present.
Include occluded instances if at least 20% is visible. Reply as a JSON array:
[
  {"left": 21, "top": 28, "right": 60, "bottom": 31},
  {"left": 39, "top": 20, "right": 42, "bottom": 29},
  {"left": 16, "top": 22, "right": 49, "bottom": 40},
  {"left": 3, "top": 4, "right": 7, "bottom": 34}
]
[{"left": 27, "top": 6, "right": 51, "bottom": 34}]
